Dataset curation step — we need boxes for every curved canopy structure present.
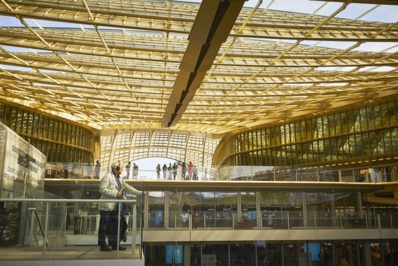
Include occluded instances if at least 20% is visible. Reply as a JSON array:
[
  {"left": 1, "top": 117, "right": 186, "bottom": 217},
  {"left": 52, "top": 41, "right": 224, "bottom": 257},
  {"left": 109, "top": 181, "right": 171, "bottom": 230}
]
[{"left": 0, "top": 0, "right": 397, "bottom": 137}]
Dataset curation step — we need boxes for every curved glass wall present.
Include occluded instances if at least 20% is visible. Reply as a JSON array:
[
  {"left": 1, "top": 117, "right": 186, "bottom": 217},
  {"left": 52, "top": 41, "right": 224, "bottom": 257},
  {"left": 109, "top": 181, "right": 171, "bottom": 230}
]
[
  {"left": 214, "top": 98, "right": 398, "bottom": 168},
  {"left": 0, "top": 102, "right": 97, "bottom": 163},
  {"left": 99, "top": 130, "right": 220, "bottom": 174}
]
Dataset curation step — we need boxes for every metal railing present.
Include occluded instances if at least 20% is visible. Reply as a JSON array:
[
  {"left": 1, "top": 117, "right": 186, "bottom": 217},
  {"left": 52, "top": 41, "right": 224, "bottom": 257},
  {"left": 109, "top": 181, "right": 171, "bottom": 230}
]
[
  {"left": 45, "top": 162, "right": 398, "bottom": 183},
  {"left": 146, "top": 211, "right": 398, "bottom": 231},
  {"left": 26, "top": 207, "right": 47, "bottom": 247},
  {"left": 0, "top": 198, "right": 141, "bottom": 261}
]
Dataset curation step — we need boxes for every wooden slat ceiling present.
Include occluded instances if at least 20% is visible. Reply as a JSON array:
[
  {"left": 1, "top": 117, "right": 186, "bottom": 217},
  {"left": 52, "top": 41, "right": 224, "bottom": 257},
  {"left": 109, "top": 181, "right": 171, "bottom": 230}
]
[{"left": 0, "top": 0, "right": 397, "bottom": 135}]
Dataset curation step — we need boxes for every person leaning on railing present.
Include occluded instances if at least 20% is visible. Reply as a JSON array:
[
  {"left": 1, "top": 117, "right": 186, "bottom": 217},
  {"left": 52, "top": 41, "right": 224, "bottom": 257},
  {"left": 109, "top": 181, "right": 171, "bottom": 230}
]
[{"left": 97, "top": 161, "right": 146, "bottom": 252}]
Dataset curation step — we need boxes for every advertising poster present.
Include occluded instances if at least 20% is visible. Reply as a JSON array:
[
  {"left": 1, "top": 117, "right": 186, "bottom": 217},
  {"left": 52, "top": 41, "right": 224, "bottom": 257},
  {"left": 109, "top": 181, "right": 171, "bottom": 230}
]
[
  {"left": 166, "top": 244, "right": 183, "bottom": 264},
  {"left": 0, "top": 122, "right": 46, "bottom": 198},
  {"left": 0, "top": 122, "right": 46, "bottom": 245}
]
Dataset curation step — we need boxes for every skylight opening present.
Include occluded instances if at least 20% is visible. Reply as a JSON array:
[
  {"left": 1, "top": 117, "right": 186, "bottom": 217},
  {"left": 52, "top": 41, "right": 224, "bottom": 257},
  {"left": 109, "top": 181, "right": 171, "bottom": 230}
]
[
  {"left": 26, "top": 19, "right": 79, "bottom": 29},
  {"left": 266, "top": 0, "right": 327, "bottom": 15},
  {"left": 39, "top": 69, "right": 69, "bottom": 75},
  {"left": 1, "top": 45, "right": 31, "bottom": 53},
  {"left": 32, "top": 83, "right": 62, "bottom": 88},
  {"left": 319, "top": 66, "right": 357, "bottom": 72},
  {"left": 352, "top": 42, "right": 398, "bottom": 53},
  {"left": 317, "top": 82, "right": 349, "bottom": 87},
  {"left": 0, "top": 16, "right": 21, "bottom": 26},
  {"left": 62, "top": 97, "right": 84, "bottom": 101},
  {"left": 353, "top": 4, "right": 398, "bottom": 23},
  {"left": 28, "top": 48, "right": 53, "bottom": 54},
  {"left": 0, "top": 64, "right": 34, "bottom": 72},
  {"left": 358, "top": 66, "right": 396, "bottom": 72}
]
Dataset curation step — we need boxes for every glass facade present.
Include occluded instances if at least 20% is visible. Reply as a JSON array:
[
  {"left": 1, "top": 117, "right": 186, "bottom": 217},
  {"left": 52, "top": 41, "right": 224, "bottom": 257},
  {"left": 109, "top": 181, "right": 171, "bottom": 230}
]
[
  {"left": 214, "top": 98, "right": 398, "bottom": 168},
  {"left": 144, "top": 190, "right": 398, "bottom": 231},
  {"left": 0, "top": 102, "right": 97, "bottom": 163},
  {"left": 100, "top": 130, "right": 220, "bottom": 173},
  {"left": 15, "top": 178, "right": 398, "bottom": 265},
  {"left": 141, "top": 189, "right": 398, "bottom": 266},
  {"left": 144, "top": 240, "right": 398, "bottom": 266}
]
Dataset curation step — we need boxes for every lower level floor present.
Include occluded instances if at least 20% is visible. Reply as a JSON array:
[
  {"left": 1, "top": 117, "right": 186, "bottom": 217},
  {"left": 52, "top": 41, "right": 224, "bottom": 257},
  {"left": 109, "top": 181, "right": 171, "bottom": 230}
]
[{"left": 144, "top": 239, "right": 398, "bottom": 266}]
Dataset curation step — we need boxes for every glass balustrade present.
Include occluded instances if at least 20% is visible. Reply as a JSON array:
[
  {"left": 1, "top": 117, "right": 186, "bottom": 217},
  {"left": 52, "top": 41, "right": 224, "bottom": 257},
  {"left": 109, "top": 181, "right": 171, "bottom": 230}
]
[
  {"left": 1, "top": 195, "right": 398, "bottom": 265},
  {"left": 0, "top": 198, "right": 142, "bottom": 261},
  {"left": 44, "top": 162, "right": 398, "bottom": 183}
]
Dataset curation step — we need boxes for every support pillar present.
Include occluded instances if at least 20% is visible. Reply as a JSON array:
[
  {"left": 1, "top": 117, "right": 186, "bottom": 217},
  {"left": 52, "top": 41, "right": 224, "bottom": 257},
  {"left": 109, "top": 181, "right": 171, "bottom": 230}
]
[
  {"left": 302, "top": 192, "right": 308, "bottom": 227},
  {"left": 184, "top": 243, "right": 190, "bottom": 266},
  {"left": 355, "top": 192, "right": 362, "bottom": 218},
  {"left": 363, "top": 242, "right": 372, "bottom": 266}
]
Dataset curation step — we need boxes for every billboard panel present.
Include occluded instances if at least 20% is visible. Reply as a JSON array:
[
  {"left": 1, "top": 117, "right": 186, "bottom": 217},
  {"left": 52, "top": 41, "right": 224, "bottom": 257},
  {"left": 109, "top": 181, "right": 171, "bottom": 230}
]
[{"left": 0, "top": 122, "right": 46, "bottom": 198}]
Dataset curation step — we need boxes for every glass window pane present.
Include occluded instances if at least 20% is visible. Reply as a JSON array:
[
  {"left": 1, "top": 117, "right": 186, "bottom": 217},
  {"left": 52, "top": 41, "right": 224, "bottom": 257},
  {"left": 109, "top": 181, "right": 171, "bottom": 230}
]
[
  {"left": 148, "top": 191, "right": 165, "bottom": 229},
  {"left": 241, "top": 192, "right": 256, "bottom": 228}
]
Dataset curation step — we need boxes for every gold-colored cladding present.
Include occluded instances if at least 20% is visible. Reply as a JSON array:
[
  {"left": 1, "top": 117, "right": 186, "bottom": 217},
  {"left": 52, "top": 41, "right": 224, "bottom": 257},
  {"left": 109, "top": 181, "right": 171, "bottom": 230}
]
[{"left": 0, "top": 0, "right": 397, "bottom": 133}]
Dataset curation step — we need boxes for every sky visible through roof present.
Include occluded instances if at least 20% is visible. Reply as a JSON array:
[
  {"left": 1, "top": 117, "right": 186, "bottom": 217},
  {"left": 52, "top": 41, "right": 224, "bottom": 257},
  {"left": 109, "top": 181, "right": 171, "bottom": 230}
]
[
  {"left": 0, "top": 0, "right": 397, "bottom": 178},
  {"left": 1, "top": 0, "right": 397, "bottom": 51},
  {"left": 0, "top": 0, "right": 397, "bottom": 71}
]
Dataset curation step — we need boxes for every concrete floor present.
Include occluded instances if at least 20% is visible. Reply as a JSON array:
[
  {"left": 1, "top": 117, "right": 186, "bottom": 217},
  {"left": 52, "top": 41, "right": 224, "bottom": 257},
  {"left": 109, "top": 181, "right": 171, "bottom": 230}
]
[{"left": 0, "top": 244, "right": 144, "bottom": 264}]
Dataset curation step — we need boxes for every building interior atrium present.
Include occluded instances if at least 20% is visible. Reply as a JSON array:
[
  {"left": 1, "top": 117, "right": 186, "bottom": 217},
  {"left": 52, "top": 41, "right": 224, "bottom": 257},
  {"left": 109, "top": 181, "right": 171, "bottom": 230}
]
[{"left": 0, "top": 0, "right": 398, "bottom": 265}]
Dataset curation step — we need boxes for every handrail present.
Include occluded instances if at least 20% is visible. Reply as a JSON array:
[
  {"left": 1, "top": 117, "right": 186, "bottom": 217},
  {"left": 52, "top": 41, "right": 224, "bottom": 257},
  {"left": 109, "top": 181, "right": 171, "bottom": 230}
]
[
  {"left": 0, "top": 198, "right": 136, "bottom": 203},
  {"left": 27, "top": 207, "right": 47, "bottom": 247},
  {"left": 0, "top": 198, "right": 140, "bottom": 260},
  {"left": 45, "top": 162, "right": 398, "bottom": 183}
]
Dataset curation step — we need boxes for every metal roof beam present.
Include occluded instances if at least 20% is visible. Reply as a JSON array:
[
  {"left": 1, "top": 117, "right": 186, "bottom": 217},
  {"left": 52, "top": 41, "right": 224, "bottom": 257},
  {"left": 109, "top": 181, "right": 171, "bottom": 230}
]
[{"left": 162, "top": 0, "right": 255, "bottom": 128}]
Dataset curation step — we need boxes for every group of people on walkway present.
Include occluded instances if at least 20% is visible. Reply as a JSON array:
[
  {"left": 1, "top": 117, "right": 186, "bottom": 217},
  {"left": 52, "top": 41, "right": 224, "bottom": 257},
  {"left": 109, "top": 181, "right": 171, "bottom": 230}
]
[
  {"left": 124, "top": 161, "right": 139, "bottom": 180},
  {"left": 156, "top": 161, "right": 198, "bottom": 180}
]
